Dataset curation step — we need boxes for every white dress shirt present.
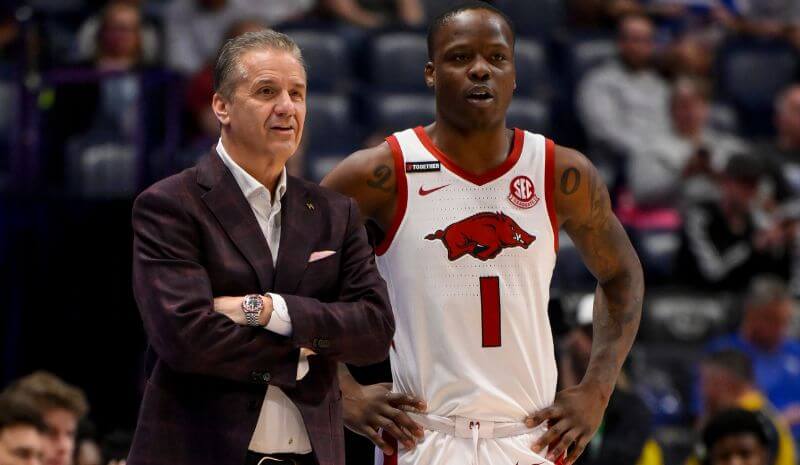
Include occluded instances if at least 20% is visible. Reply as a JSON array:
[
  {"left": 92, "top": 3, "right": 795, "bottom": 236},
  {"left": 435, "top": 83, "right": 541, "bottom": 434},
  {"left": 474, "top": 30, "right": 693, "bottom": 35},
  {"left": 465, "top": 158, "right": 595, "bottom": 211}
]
[{"left": 216, "top": 140, "right": 311, "bottom": 454}]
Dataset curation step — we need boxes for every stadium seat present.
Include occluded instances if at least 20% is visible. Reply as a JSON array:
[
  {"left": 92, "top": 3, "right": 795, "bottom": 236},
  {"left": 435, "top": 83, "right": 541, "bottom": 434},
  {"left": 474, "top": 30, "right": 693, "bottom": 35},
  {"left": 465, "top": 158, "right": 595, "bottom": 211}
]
[
  {"left": 496, "top": 0, "right": 564, "bottom": 38},
  {"left": 373, "top": 94, "right": 436, "bottom": 133},
  {"left": 637, "top": 291, "right": 737, "bottom": 345},
  {"left": 513, "top": 39, "right": 550, "bottom": 99},
  {"left": 567, "top": 37, "right": 616, "bottom": 82},
  {"left": 507, "top": 98, "right": 550, "bottom": 133},
  {"left": 288, "top": 30, "right": 349, "bottom": 93},
  {"left": 369, "top": 33, "right": 429, "bottom": 93},
  {"left": 304, "top": 94, "right": 358, "bottom": 153},
  {"left": 718, "top": 39, "right": 798, "bottom": 134},
  {"left": 65, "top": 132, "right": 138, "bottom": 198},
  {"left": 630, "top": 343, "right": 701, "bottom": 425}
]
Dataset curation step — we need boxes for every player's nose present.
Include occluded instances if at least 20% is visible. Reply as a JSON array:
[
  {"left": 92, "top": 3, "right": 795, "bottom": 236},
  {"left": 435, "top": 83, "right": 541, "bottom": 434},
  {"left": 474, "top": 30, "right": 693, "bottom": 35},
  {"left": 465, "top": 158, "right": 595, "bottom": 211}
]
[{"left": 468, "top": 56, "right": 491, "bottom": 82}]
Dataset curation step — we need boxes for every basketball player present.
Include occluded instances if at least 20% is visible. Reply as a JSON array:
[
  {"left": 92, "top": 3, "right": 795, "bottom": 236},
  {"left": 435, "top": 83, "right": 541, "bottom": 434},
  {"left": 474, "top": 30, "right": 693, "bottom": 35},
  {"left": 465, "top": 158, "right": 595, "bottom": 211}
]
[{"left": 321, "top": 3, "right": 644, "bottom": 465}]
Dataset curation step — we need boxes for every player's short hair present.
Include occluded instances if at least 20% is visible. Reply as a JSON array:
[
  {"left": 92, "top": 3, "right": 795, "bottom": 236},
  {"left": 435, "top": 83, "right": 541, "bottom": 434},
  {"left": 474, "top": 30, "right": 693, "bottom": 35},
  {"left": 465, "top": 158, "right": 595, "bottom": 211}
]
[
  {"left": 426, "top": 1, "right": 515, "bottom": 59},
  {"left": 4, "top": 371, "right": 89, "bottom": 418},
  {"left": 0, "top": 394, "right": 46, "bottom": 434},
  {"left": 702, "top": 409, "right": 777, "bottom": 464},
  {"left": 702, "top": 349, "right": 754, "bottom": 383},
  {"left": 744, "top": 275, "right": 789, "bottom": 311},
  {"left": 213, "top": 29, "right": 305, "bottom": 100}
]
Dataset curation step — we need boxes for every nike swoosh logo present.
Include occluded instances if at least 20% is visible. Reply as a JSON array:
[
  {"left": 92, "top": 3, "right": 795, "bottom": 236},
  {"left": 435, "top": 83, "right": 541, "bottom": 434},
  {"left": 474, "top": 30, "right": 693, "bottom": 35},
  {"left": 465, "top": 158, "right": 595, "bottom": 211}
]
[{"left": 419, "top": 184, "right": 450, "bottom": 196}]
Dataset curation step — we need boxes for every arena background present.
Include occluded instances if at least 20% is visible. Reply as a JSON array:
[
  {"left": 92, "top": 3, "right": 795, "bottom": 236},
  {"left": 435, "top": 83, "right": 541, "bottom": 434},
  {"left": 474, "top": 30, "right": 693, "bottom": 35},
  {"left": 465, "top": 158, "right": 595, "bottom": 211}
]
[{"left": 1, "top": 0, "right": 800, "bottom": 464}]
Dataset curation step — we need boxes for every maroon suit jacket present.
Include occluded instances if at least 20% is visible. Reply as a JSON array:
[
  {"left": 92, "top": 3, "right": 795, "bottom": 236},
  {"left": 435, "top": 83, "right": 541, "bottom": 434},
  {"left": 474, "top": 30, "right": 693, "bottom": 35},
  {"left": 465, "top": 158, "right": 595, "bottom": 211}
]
[{"left": 128, "top": 151, "right": 394, "bottom": 465}]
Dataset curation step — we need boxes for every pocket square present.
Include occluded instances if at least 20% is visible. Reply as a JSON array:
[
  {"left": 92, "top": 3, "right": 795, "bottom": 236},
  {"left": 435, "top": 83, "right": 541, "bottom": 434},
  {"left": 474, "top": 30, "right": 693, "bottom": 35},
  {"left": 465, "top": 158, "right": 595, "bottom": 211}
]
[{"left": 308, "top": 250, "right": 336, "bottom": 263}]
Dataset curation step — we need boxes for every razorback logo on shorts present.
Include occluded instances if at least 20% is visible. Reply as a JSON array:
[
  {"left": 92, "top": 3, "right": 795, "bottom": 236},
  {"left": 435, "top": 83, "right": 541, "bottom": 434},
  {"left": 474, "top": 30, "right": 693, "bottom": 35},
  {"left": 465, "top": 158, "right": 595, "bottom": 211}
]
[{"left": 425, "top": 211, "right": 535, "bottom": 261}]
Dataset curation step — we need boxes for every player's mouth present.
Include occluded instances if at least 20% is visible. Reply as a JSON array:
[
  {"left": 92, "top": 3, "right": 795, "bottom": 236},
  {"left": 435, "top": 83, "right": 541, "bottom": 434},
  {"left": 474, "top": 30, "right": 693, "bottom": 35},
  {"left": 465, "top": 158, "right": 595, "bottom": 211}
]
[{"left": 465, "top": 86, "right": 494, "bottom": 105}]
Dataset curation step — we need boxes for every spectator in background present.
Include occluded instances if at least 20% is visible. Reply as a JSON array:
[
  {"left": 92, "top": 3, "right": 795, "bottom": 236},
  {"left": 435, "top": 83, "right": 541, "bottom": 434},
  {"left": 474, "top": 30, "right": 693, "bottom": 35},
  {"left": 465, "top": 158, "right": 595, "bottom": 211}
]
[
  {"left": 758, "top": 85, "right": 800, "bottom": 201},
  {"left": 691, "top": 350, "right": 795, "bottom": 465},
  {"left": 165, "top": 0, "right": 316, "bottom": 74},
  {"left": 0, "top": 394, "right": 46, "bottom": 465},
  {"left": 714, "top": 0, "right": 800, "bottom": 43},
  {"left": 577, "top": 14, "right": 671, "bottom": 163},
  {"left": 322, "top": 0, "right": 424, "bottom": 29},
  {"left": 676, "top": 156, "right": 792, "bottom": 290},
  {"left": 74, "top": 0, "right": 159, "bottom": 65},
  {"left": 559, "top": 294, "right": 658, "bottom": 465},
  {"left": 707, "top": 277, "right": 800, "bottom": 442},
  {"left": 92, "top": 1, "right": 143, "bottom": 71},
  {"left": 700, "top": 409, "right": 778, "bottom": 465},
  {"left": 629, "top": 76, "right": 747, "bottom": 207},
  {"left": 2, "top": 372, "right": 88, "bottom": 465}
]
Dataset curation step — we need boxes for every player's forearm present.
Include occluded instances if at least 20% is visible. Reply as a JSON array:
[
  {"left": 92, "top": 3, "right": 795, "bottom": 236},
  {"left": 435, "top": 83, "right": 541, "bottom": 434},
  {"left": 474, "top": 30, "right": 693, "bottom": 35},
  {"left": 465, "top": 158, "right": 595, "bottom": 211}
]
[{"left": 583, "top": 261, "right": 643, "bottom": 399}]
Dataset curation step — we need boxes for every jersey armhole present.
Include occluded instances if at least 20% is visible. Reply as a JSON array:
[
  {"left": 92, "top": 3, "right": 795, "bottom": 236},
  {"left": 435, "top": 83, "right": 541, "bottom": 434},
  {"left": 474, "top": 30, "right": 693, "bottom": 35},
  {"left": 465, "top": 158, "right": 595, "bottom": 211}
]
[
  {"left": 545, "top": 138, "right": 559, "bottom": 253},
  {"left": 374, "top": 135, "right": 407, "bottom": 256}
]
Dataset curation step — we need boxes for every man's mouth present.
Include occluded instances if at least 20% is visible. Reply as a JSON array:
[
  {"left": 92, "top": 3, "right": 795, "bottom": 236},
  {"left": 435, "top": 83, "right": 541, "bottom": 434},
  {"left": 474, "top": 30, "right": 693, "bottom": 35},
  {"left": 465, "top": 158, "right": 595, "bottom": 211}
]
[
  {"left": 270, "top": 124, "right": 294, "bottom": 133},
  {"left": 465, "top": 86, "right": 494, "bottom": 103}
]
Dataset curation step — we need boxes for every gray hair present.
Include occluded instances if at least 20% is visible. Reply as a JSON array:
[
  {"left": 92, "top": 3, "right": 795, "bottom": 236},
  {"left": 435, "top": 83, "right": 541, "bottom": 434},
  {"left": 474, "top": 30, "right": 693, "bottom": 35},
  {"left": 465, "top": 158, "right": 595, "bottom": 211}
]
[
  {"left": 213, "top": 29, "right": 305, "bottom": 99},
  {"left": 744, "top": 275, "right": 790, "bottom": 311}
]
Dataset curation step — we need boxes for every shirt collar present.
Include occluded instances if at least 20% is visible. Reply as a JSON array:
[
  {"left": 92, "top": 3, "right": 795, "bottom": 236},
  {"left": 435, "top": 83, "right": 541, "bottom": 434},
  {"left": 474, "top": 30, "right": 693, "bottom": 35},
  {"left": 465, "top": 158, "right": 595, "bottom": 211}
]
[{"left": 216, "top": 138, "right": 287, "bottom": 204}]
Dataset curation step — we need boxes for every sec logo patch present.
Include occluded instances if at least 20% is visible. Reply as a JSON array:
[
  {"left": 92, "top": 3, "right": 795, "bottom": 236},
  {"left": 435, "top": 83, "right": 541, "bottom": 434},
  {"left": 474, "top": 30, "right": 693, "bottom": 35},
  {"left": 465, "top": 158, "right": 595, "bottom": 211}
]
[{"left": 508, "top": 175, "right": 539, "bottom": 209}]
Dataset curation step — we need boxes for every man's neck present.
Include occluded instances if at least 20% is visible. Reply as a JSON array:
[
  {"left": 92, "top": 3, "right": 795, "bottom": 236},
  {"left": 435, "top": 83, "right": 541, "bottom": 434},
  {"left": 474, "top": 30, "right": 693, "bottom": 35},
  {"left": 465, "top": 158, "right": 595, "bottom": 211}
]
[
  {"left": 220, "top": 133, "right": 284, "bottom": 198},
  {"left": 427, "top": 119, "right": 513, "bottom": 175}
]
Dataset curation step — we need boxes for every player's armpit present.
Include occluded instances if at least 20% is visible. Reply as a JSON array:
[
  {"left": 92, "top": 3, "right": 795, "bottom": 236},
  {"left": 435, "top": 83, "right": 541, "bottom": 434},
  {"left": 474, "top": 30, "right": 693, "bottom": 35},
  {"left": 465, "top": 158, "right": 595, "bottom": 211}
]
[{"left": 321, "top": 142, "right": 397, "bottom": 229}]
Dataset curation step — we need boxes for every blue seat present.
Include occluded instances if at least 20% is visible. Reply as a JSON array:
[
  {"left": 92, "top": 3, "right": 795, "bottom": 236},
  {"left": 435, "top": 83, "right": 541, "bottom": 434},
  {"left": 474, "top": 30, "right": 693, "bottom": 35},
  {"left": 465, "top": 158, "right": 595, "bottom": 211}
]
[
  {"left": 289, "top": 30, "right": 349, "bottom": 92},
  {"left": 373, "top": 94, "right": 435, "bottom": 133},
  {"left": 514, "top": 39, "right": 550, "bottom": 99},
  {"left": 496, "top": 0, "right": 564, "bottom": 38},
  {"left": 637, "top": 291, "right": 736, "bottom": 345},
  {"left": 370, "top": 33, "right": 429, "bottom": 93},
  {"left": 567, "top": 37, "right": 616, "bottom": 82},
  {"left": 507, "top": 98, "right": 549, "bottom": 133},
  {"left": 719, "top": 40, "right": 798, "bottom": 113},
  {"left": 304, "top": 94, "right": 357, "bottom": 153}
]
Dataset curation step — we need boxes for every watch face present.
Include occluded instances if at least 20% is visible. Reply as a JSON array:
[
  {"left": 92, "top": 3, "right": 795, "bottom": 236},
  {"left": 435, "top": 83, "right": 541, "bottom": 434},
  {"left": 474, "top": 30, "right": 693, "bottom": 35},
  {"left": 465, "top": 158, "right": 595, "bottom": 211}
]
[{"left": 243, "top": 295, "right": 262, "bottom": 312}]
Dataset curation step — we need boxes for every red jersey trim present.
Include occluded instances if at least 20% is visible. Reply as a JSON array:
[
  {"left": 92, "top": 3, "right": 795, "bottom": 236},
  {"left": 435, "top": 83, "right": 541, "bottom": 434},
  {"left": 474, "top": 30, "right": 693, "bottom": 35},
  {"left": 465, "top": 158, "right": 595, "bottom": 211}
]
[
  {"left": 413, "top": 126, "right": 524, "bottom": 186},
  {"left": 375, "top": 135, "right": 407, "bottom": 256},
  {"left": 544, "top": 138, "right": 559, "bottom": 253}
]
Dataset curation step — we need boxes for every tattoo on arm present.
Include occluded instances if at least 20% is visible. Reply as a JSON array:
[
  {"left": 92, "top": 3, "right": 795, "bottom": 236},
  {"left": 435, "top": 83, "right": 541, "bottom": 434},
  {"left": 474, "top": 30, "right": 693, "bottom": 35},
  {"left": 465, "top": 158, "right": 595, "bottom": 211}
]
[
  {"left": 560, "top": 167, "right": 581, "bottom": 195},
  {"left": 366, "top": 165, "right": 394, "bottom": 193}
]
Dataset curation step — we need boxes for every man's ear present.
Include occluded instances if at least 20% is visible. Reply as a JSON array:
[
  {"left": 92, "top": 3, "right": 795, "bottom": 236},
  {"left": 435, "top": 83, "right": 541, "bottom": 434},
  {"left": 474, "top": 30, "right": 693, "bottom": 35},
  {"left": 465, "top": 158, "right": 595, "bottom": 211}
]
[
  {"left": 212, "top": 92, "right": 231, "bottom": 126},
  {"left": 424, "top": 61, "right": 435, "bottom": 89}
]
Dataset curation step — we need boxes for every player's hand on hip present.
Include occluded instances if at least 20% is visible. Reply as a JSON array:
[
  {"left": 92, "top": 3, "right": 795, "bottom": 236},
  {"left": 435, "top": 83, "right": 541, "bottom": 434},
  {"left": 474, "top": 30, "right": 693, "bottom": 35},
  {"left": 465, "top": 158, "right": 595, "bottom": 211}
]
[
  {"left": 526, "top": 383, "right": 607, "bottom": 465},
  {"left": 342, "top": 382, "right": 426, "bottom": 455}
]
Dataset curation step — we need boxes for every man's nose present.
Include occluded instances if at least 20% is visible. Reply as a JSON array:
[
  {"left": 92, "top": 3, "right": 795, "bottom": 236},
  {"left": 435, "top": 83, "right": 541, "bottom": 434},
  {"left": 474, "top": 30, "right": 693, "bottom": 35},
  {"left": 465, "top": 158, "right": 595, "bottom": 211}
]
[
  {"left": 273, "top": 90, "right": 295, "bottom": 117},
  {"left": 469, "top": 56, "right": 491, "bottom": 82}
]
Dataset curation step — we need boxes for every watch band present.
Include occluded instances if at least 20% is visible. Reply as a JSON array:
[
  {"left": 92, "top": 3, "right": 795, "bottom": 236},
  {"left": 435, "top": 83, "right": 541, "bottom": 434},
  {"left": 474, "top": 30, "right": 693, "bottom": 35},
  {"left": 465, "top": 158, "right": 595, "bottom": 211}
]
[{"left": 244, "top": 310, "right": 260, "bottom": 327}]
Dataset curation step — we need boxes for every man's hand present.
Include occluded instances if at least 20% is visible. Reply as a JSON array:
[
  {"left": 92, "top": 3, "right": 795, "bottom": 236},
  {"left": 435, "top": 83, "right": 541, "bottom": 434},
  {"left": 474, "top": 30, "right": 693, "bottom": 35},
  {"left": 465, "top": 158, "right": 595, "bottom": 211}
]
[
  {"left": 527, "top": 383, "right": 609, "bottom": 465},
  {"left": 213, "top": 296, "right": 274, "bottom": 326},
  {"left": 343, "top": 382, "right": 426, "bottom": 455}
]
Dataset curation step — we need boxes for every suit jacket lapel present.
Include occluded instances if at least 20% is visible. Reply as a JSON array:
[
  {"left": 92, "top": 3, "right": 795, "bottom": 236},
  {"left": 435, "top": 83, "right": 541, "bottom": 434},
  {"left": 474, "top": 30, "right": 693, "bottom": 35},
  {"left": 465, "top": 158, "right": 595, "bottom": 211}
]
[
  {"left": 197, "top": 151, "right": 275, "bottom": 291},
  {"left": 273, "top": 176, "right": 315, "bottom": 294}
]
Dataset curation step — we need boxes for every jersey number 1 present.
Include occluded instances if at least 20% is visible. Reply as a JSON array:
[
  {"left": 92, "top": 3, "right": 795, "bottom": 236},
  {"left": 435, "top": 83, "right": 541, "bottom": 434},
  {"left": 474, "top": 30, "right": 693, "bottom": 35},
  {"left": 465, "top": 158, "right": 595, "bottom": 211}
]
[{"left": 479, "top": 276, "right": 501, "bottom": 347}]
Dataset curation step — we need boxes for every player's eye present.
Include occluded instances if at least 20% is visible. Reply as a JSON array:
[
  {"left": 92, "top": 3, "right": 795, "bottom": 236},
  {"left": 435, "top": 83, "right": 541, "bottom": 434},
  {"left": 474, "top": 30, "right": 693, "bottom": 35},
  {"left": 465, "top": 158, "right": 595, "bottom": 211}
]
[
  {"left": 492, "top": 53, "right": 507, "bottom": 62},
  {"left": 453, "top": 53, "right": 469, "bottom": 62}
]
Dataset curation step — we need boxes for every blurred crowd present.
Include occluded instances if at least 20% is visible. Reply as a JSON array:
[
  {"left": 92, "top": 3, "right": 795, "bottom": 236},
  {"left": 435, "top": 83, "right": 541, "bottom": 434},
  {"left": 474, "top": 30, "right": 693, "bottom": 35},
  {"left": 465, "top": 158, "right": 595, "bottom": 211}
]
[{"left": 2, "top": 0, "right": 800, "bottom": 465}]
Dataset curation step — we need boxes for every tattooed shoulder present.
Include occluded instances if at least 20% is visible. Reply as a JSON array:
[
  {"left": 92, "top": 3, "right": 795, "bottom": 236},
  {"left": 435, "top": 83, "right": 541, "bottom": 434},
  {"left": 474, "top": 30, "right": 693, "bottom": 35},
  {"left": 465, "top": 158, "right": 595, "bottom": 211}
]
[
  {"left": 560, "top": 167, "right": 581, "bottom": 195},
  {"left": 366, "top": 164, "right": 394, "bottom": 193}
]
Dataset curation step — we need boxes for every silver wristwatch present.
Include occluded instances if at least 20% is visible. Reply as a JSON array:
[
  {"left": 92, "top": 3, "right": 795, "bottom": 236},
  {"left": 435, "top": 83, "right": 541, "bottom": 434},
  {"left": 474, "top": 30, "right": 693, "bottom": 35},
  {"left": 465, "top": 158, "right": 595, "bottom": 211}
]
[{"left": 241, "top": 294, "right": 264, "bottom": 327}]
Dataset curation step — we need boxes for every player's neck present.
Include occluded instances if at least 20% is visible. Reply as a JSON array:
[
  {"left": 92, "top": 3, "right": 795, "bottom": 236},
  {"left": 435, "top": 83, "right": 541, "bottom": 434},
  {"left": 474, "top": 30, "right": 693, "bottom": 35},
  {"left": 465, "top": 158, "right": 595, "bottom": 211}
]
[{"left": 428, "top": 121, "right": 513, "bottom": 174}]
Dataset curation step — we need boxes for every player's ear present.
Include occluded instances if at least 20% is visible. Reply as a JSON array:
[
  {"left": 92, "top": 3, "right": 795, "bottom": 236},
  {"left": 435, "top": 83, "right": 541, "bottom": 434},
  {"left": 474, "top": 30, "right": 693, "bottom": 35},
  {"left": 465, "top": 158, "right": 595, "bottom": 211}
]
[
  {"left": 212, "top": 92, "right": 231, "bottom": 125},
  {"left": 425, "top": 61, "right": 435, "bottom": 89}
]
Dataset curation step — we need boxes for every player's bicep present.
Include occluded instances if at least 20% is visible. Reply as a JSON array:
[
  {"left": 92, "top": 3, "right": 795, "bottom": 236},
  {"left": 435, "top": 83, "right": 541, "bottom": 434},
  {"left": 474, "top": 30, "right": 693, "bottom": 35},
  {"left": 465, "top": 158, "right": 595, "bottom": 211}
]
[
  {"left": 321, "top": 143, "right": 396, "bottom": 223},
  {"left": 555, "top": 148, "right": 637, "bottom": 283}
]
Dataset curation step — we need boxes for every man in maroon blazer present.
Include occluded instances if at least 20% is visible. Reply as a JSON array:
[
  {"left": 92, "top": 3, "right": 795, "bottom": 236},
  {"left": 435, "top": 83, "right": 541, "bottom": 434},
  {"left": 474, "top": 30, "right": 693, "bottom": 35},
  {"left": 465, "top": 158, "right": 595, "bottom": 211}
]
[{"left": 128, "top": 30, "right": 394, "bottom": 465}]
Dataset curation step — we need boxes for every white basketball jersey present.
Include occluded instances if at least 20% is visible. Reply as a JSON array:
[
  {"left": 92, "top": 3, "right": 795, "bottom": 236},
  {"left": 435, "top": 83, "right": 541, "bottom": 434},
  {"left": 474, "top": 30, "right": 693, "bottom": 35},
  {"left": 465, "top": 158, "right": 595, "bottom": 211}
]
[{"left": 375, "top": 126, "right": 559, "bottom": 422}]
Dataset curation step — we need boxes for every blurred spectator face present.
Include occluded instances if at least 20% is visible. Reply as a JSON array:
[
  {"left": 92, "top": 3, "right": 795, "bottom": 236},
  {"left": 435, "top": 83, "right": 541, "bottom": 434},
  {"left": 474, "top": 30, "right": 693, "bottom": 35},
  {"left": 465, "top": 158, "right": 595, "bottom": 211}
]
[
  {"left": 744, "top": 297, "right": 793, "bottom": 352},
  {"left": 617, "top": 16, "right": 655, "bottom": 69},
  {"left": 40, "top": 409, "right": 76, "bottom": 465},
  {"left": 98, "top": 3, "right": 141, "bottom": 60},
  {"left": 425, "top": 9, "right": 516, "bottom": 131},
  {"left": 0, "top": 424, "right": 43, "bottom": 465},
  {"left": 700, "top": 364, "right": 740, "bottom": 414},
  {"left": 73, "top": 440, "right": 100, "bottom": 465},
  {"left": 672, "top": 80, "right": 709, "bottom": 136},
  {"left": 776, "top": 86, "right": 800, "bottom": 147},
  {"left": 214, "top": 48, "right": 307, "bottom": 162},
  {"left": 709, "top": 433, "right": 769, "bottom": 465}
]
